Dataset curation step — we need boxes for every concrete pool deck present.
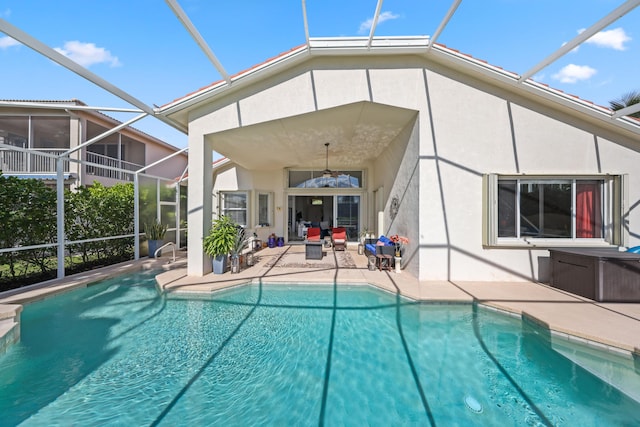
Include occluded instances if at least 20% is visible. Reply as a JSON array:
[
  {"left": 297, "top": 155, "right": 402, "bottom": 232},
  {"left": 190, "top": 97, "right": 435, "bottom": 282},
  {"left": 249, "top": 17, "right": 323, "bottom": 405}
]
[{"left": 1, "top": 245, "right": 639, "bottom": 357}]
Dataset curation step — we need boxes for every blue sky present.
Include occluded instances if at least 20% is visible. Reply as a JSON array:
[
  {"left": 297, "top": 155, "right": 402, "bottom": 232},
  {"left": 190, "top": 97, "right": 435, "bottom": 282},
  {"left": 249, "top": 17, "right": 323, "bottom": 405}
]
[{"left": 1, "top": 1, "right": 638, "bottom": 149}]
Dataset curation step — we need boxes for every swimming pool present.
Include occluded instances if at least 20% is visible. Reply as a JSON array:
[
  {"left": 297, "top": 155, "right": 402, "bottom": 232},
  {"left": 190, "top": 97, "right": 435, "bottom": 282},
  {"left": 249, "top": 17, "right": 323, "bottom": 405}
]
[{"left": 1, "top": 271, "right": 639, "bottom": 426}]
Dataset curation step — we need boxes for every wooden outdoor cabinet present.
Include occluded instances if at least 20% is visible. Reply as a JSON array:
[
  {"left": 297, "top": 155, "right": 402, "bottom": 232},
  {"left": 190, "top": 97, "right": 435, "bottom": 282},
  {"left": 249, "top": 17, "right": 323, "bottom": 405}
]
[{"left": 550, "top": 248, "right": 640, "bottom": 302}]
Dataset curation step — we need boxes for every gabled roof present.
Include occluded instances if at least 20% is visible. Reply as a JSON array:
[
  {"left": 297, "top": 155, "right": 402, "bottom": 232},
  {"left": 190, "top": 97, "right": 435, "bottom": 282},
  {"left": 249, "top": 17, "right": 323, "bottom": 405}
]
[{"left": 157, "top": 37, "right": 640, "bottom": 137}]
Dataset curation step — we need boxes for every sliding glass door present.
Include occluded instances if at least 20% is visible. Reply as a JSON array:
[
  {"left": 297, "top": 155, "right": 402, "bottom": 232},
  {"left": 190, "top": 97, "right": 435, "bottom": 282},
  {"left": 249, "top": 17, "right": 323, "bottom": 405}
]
[
  {"left": 287, "top": 194, "right": 361, "bottom": 242},
  {"left": 335, "top": 195, "right": 360, "bottom": 241}
]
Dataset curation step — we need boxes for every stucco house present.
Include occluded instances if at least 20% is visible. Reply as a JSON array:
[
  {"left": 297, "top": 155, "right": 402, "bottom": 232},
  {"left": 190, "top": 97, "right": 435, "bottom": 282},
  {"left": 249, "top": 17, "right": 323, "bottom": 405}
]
[
  {"left": 0, "top": 99, "right": 188, "bottom": 186},
  {"left": 157, "top": 37, "right": 640, "bottom": 282}
]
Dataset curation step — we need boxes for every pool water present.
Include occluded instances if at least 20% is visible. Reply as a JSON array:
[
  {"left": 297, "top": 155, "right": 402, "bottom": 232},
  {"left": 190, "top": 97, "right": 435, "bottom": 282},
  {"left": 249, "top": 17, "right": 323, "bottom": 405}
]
[{"left": 1, "top": 271, "right": 639, "bottom": 426}]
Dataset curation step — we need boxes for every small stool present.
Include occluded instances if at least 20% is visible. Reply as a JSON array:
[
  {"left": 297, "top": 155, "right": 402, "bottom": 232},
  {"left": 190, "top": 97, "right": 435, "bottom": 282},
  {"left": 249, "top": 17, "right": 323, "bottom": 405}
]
[
  {"left": 376, "top": 254, "right": 393, "bottom": 271},
  {"left": 305, "top": 241, "right": 323, "bottom": 260}
]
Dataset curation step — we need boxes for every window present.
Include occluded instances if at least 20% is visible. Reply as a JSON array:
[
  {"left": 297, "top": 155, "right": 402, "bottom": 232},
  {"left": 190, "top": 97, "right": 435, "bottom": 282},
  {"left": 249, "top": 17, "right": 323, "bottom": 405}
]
[
  {"left": 288, "top": 170, "right": 362, "bottom": 188},
  {"left": 220, "top": 192, "right": 248, "bottom": 227},
  {"left": 257, "top": 192, "right": 272, "bottom": 226},
  {"left": 484, "top": 175, "right": 626, "bottom": 247},
  {"left": 32, "top": 116, "right": 70, "bottom": 149}
]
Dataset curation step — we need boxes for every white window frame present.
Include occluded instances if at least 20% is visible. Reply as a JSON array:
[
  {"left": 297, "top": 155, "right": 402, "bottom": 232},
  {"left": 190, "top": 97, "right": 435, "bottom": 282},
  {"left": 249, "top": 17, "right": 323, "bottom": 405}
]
[
  {"left": 256, "top": 191, "right": 273, "bottom": 227},
  {"left": 219, "top": 191, "right": 249, "bottom": 227},
  {"left": 286, "top": 169, "right": 365, "bottom": 189},
  {"left": 483, "top": 174, "right": 627, "bottom": 248}
]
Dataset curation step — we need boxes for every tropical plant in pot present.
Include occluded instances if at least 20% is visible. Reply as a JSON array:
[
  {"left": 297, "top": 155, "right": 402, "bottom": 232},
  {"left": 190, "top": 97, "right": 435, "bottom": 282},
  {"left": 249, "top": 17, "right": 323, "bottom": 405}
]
[
  {"left": 144, "top": 220, "right": 167, "bottom": 258},
  {"left": 203, "top": 215, "right": 238, "bottom": 274},
  {"left": 229, "top": 226, "right": 250, "bottom": 273}
]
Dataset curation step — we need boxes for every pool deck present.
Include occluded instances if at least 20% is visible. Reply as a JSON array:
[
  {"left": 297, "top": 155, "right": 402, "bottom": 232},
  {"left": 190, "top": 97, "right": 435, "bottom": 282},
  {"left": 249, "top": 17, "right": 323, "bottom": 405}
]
[{"left": 1, "top": 245, "right": 640, "bottom": 357}]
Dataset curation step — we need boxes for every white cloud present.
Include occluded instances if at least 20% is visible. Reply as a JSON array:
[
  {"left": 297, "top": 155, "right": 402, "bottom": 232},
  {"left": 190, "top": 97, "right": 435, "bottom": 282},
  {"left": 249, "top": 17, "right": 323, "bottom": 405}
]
[
  {"left": 358, "top": 11, "right": 400, "bottom": 34},
  {"left": 552, "top": 64, "right": 597, "bottom": 84},
  {"left": 54, "top": 41, "right": 121, "bottom": 68},
  {"left": 578, "top": 27, "right": 631, "bottom": 51},
  {"left": 0, "top": 36, "right": 20, "bottom": 49}
]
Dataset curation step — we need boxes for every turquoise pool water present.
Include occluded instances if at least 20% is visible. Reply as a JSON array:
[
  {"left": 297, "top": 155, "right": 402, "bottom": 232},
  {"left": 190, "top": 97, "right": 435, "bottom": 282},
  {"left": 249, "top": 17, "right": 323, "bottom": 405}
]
[{"left": 1, "top": 271, "right": 639, "bottom": 426}]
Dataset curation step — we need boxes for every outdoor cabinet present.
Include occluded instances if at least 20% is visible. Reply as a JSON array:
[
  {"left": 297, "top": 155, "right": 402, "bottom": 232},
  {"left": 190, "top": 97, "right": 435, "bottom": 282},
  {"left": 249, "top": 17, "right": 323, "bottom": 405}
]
[
  {"left": 550, "top": 248, "right": 640, "bottom": 302},
  {"left": 305, "top": 241, "right": 323, "bottom": 260}
]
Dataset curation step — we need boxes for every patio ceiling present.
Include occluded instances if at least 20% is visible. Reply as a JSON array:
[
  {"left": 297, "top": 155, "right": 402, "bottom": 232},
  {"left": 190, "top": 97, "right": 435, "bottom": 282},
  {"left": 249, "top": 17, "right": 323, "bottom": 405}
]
[{"left": 208, "top": 101, "right": 417, "bottom": 171}]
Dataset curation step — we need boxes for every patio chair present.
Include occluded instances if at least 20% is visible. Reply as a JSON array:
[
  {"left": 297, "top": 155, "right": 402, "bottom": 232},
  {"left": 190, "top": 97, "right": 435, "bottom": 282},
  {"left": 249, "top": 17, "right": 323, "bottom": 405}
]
[
  {"left": 331, "top": 227, "right": 347, "bottom": 251},
  {"left": 306, "top": 227, "right": 321, "bottom": 242}
]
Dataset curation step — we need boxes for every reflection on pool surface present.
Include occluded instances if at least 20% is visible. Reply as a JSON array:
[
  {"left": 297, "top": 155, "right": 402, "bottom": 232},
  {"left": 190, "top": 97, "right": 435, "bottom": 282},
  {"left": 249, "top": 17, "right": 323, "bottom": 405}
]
[{"left": 1, "top": 271, "right": 639, "bottom": 426}]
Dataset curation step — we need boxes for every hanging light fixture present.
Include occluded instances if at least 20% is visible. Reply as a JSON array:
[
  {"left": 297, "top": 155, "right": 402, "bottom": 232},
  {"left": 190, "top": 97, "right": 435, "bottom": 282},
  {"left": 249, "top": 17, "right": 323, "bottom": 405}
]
[{"left": 322, "top": 142, "right": 333, "bottom": 178}]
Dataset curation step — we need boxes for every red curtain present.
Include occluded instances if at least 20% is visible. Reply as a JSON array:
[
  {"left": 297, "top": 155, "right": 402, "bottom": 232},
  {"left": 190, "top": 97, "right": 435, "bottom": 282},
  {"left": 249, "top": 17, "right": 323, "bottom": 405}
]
[{"left": 576, "top": 183, "right": 602, "bottom": 238}]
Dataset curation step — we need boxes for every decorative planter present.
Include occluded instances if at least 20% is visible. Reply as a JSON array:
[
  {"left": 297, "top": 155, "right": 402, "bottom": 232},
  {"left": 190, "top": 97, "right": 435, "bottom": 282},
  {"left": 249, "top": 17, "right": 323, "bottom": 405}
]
[
  {"left": 148, "top": 240, "right": 163, "bottom": 258},
  {"left": 212, "top": 254, "right": 228, "bottom": 274},
  {"left": 230, "top": 256, "right": 240, "bottom": 274},
  {"left": 246, "top": 252, "right": 255, "bottom": 267},
  {"left": 368, "top": 255, "right": 377, "bottom": 271},
  {"left": 394, "top": 256, "right": 402, "bottom": 273}
]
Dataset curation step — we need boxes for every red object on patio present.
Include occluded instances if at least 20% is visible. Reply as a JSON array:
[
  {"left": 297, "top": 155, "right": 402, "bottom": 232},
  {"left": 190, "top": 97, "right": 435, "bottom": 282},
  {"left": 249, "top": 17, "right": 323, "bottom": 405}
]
[
  {"left": 331, "top": 227, "right": 347, "bottom": 250},
  {"left": 306, "top": 227, "right": 321, "bottom": 241},
  {"left": 305, "top": 227, "right": 323, "bottom": 259}
]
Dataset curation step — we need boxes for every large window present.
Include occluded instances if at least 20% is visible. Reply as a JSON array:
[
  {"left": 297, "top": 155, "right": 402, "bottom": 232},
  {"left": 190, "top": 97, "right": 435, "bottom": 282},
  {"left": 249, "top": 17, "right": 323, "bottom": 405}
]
[
  {"left": 0, "top": 115, "right": 70, "bottom": 149},
  {"left": 220, "top": 192, "right": 248, "bottom": 227},
  {"left": 484, "top": 175, "right": 625, "bottom": 247},
  {"left": 288, "top": 170, "right": 362, "bottom": 188}
]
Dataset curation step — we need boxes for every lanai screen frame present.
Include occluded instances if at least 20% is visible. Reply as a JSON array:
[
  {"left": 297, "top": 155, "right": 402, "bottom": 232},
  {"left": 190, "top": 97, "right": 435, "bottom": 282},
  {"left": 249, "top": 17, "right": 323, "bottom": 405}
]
[
  {"left": 0, "top": 106, "right": 188, "bottom": 280},
  {"left": 0, "top": 0, "right": 639, "bottom": 281}
]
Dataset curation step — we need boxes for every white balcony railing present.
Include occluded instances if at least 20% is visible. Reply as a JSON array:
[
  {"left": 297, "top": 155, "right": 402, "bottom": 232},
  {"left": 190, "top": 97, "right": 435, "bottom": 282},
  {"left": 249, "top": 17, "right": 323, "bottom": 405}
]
[
  {"left": 0, "top": 148, "right": 143, "bottom": 182},
  {"left": 85, "top": 151, "right": 143, "bottom": 181},
  {"left": 0, "top": 148, "right": 68, "bottom": 173}
]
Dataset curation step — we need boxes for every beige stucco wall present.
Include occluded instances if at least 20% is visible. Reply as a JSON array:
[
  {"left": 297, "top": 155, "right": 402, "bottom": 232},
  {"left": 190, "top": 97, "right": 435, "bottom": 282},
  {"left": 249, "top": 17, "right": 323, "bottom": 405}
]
[
  {"left": 144, "top": 143, "right": 187, "bottom": 180},
  {"left": 214, "top": 165, "right": 283, "bottom": 233},
  {"left": 417, "top": 66, "right": 640, "bottom": 282},
  {"left": 186, "top": 54, "right": 640, "bottom": 281}
]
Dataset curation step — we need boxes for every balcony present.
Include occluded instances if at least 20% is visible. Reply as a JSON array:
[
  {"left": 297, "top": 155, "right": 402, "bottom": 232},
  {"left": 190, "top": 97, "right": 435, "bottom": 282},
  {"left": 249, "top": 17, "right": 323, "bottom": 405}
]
[
  {"left": 0, "top": 148, "right": 69, "bottom": 173},
  {"left": 0, "top": 148, "right": 143, "bottom": 182},
  {"left": 85, "top": 151, "right": 143, "bottom": 181}
]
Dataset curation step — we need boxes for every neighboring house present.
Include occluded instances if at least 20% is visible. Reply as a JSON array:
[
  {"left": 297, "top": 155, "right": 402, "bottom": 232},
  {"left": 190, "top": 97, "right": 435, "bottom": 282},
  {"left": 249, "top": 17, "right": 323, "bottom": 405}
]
[
  {"left": 0, "top": 99, "right": 188, "bottom": 186},
  {"left": 157, "top": 37, "right": 640, "bottom": 282}
]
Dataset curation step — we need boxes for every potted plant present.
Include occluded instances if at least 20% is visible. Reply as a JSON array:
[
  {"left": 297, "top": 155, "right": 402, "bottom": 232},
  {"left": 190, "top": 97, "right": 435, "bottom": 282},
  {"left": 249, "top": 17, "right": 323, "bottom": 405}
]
[
  {"left": 144, "top": 220, "right": 167, "bottom": 258},
  {"left": 203, "top": 215, "right": 238, "bottom": 274},
  {"left": 229, "top": 226, "right": 250, "bottom": 273}
]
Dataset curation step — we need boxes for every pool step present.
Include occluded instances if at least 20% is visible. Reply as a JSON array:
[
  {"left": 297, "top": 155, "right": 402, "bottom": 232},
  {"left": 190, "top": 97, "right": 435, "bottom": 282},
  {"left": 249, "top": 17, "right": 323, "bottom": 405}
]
[{"left": 0, "top": 304, "right": 22, "bottom": 355}]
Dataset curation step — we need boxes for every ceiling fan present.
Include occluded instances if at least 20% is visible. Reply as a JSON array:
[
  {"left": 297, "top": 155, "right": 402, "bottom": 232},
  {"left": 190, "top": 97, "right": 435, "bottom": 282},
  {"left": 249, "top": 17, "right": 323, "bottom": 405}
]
[{"left": 322, "top": 142, "right": 339, "bottom": 178}]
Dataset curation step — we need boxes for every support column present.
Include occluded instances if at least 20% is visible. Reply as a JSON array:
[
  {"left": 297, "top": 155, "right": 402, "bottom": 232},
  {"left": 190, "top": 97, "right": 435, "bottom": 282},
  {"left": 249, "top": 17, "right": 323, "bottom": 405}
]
[
  {"left": 187, "top": 134, "right": 213, "bottom": 276},
  {"left": 56, "top": 157, "right": 65, "bottom": 279},
  {"left": 133, "top": 173, "right": 140, "bottom": 259}
]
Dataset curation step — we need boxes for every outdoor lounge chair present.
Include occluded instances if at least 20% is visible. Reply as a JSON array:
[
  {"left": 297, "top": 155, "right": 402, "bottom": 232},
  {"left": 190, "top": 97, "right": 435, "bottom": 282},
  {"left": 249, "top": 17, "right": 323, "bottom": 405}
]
[
  {"left": 305, "top": 227, "right": 323, "bottom": 259},
  {"left": 331, "top": 227, "right": 347, "bottom": 251},
  {"left": 363, "top": 235, "right": 396, "bottom": 270},
  {"left": 364, "top": 235, "right": 394, "bottom": 256},
  {"left": 306, "top": 227, "right": 321, "bottom": 241}
]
